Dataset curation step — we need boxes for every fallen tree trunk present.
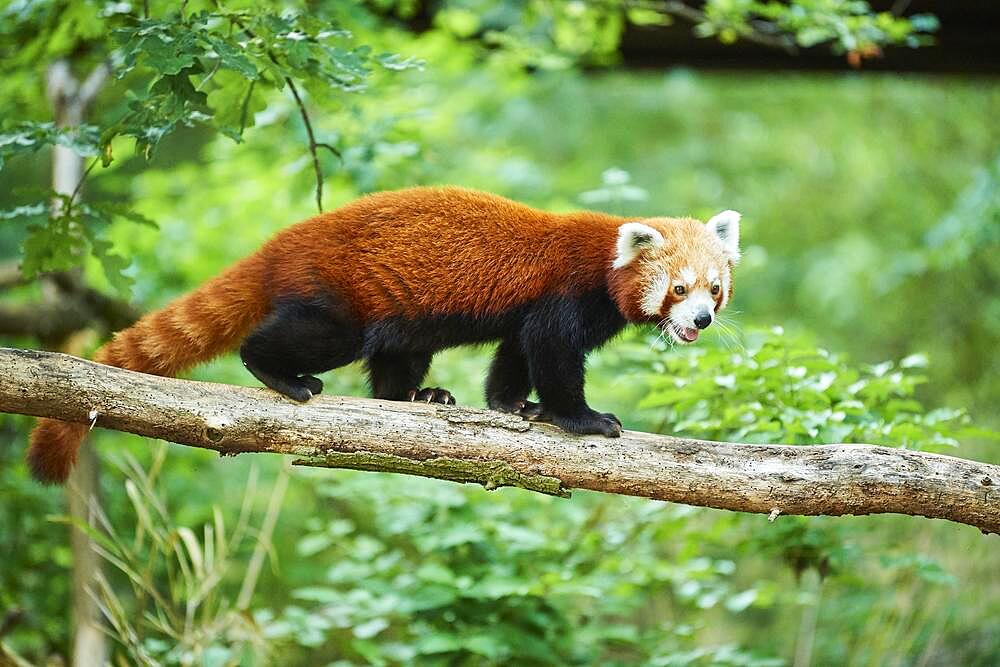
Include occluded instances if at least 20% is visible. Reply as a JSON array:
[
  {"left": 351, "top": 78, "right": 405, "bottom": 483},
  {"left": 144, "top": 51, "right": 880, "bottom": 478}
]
[{"left": 1, "top": 347, "right": 997, "bottom": 534}]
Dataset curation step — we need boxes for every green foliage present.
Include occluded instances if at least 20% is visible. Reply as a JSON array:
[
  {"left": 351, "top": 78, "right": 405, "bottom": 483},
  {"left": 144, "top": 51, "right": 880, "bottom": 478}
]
[
  {"left": 259, "top": 473, "right": 786, "bottom": 665},
  {"left": 0, "top": 415, "right": 73, "bottom": 661},
  {"left": 631, "top": 327, "right": 974, "bottom": 450},
  {"left": 105, "top": 9, "right": 421, "bottom": 158},
  {"left": 244, "top": 330, "right": 987, "bottom": 665},
  {"left": 0, "top": 121, "right": 99, "bottom": 170},
  {"left": 1, "top": 190, "right": 155, "bottom": 293},
  {"left": 698, "top": 0, "right": 938, "bottom": 53},
  {"left": 0, "top": 1, "right": 419, "bottom": 289},
  {"left": 70, "top": 451, "right": 285, "bottom": 665},
  {"left": 887, "top": 152, "right": 1000, "bottom": 410},
  {"left": 429, "top": 0, "right": 936, "bottom": 68}
]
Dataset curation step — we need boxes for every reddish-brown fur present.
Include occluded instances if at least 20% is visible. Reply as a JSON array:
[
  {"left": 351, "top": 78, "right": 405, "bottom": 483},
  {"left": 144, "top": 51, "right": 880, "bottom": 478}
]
[
  {"left": 27, "top": 254, "right": 269, "bottom": 483},
  {"left": 262, "top": 187, "right": 627, "bottom": 319},
  {"left": 27, "top": 187, "right": 635, "bottom": 483}
]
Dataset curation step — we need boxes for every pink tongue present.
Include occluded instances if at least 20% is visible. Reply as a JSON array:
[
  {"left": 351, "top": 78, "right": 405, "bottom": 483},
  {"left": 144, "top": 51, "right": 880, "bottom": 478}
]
[{"left": 681, "top": 327, "right": 699, "bottom": 342}]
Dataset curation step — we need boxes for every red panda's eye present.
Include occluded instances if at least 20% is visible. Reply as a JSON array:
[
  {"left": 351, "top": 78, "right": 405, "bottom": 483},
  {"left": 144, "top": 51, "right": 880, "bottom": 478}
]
[
  {"left": 674, "top": 285, "right": 686, "bottom": 296},
  {"left": 711, "top": 284, "right": 720, "bottom": 295}
]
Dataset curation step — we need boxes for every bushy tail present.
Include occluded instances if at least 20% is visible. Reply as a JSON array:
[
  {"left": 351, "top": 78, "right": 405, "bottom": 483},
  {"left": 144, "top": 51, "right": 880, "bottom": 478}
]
[{"left": 27, "top": 255, "right": 269, "bottom": 484}]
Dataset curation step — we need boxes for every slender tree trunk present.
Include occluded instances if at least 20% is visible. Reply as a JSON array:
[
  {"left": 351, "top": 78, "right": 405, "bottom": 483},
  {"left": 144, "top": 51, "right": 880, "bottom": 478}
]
[
  {"left": 66, "top": 428, "right": 104, "bottom": 667},
  {"left": 793, "top": 571, "right": 823, "bottom": 667},
  {"left": 46, "top": 59, "right": 109, "bottom": 667}
]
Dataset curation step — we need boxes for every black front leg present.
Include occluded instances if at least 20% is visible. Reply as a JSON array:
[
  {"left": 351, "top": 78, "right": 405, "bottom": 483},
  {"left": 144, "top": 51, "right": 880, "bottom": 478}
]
[
  {"left": 366, "top": 351, "right": 457, "bottom": 405},
  {"left": 521, "top": 334, "right": 621, "bottom": 438},
  {"left": 367, "top": 351, "right": 432, "bottom": 400},
  {"left": 486, "top": 336, "right": 533, "bottom": 412}
]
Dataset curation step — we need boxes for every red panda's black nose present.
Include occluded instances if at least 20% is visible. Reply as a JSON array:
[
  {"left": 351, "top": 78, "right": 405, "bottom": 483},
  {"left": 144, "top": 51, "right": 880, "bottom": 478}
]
[{"left": 694, "top": 312, "right": 712, "bottom": 330}]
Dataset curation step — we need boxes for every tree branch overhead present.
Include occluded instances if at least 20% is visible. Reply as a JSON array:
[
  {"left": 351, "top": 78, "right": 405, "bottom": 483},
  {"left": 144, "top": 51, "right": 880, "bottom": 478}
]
[{"left": 1, "top": 347, "right": 997, "bottom": 535}]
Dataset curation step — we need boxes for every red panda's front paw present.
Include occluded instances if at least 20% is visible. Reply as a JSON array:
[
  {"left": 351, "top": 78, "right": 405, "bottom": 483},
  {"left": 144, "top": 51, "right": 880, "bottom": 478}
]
[
  {"left": 407, "top": 387, "right": 457, "bottom": 405},
  {"left": 517, "top": 400, "right": 547, "bottom": 420},
  {"left": 486, "top": 396, "right": 544, "bottom": 421},
  {"left": 493, "top": 399, "right": 550, "bottom": 422}
]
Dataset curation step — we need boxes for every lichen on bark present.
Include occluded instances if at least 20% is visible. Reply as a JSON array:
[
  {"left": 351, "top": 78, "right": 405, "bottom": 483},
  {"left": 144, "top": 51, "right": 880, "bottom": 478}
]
[{"left": 293, "top": 450, "right": 570, "bottom": 497}]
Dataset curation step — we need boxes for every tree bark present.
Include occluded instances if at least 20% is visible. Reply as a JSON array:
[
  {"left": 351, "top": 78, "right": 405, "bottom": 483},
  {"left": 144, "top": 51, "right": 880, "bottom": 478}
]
[{"left": 1, "top": 347, "right": 998, "bottom": 536}]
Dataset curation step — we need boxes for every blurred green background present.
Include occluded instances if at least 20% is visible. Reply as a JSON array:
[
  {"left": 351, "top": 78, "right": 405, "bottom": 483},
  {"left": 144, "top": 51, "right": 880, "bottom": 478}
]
[{"left": 1, "top": 1, "right": 999, "bottom": 665}]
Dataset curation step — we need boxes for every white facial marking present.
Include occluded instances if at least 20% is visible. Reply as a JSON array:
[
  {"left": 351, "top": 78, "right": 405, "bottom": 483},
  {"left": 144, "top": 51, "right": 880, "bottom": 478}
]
[
  {"left": 613, "top": 222, "right": 664, "bottom": 269},
  {"left": 641, "top": 271, "right": 670, "bottom": 316},
  {"left": 680, "top": 266, "right": 696, "bottom": 285},
  {"left": 720, "top": 270, "right": 730, "bottom": 310},
  {"left": 707, "top": 210, "right": 741, "bottom": 263},
  {"left": 707, "top": 267, "right": 720, "bottom": 284},
  {"left": 670, "top": 288, "right": 715, "bottom": 330}
]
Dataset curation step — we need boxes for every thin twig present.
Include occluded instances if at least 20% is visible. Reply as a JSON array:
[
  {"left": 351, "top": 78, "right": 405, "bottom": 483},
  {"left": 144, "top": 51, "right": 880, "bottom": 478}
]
[
  {"left": 194, "top": 57, "right": 223, "bottom": 92},
  {"left": 236, "top": 80, "right": 256, "bottom": 139},
  {"left": 67, "top": 158, "right": 100, "bottom": 212},
  {"left": 316, "top": 142, "right": 342, "bottom": 159},
  {"left": 217, "top": 2, "right": 337, "bottom": 212},
  {"left": 285, "top": 77, "right": 325, "bottom": 212}
]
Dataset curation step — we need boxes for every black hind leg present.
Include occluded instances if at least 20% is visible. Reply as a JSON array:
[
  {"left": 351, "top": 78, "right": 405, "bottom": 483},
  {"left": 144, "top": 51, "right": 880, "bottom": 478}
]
[
  {"left": 240, "top": 295, "right": 361, "bottom": 402},
  {"left": 367, "top": 352, "right": 456, "bottom": 405}
]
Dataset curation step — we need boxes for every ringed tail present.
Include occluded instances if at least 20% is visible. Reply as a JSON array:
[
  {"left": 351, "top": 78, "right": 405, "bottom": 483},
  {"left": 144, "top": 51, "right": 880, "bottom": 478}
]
[{"left": 26, "top": 255, "right": 269, "bottom": 484}]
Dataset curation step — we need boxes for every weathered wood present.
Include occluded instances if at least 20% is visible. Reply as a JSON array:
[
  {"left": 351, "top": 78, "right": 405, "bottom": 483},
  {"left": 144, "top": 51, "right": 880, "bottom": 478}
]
[{"left": 1, "top": 347, "right": 997, "bottom": 535}]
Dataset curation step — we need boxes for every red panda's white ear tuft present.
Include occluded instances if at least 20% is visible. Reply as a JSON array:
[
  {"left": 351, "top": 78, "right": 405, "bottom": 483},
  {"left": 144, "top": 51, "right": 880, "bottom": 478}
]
[
  {"left": 707, "top": 210, "right": 741, "bottom": 263},
  {"left": 613, "top": 222, "right": 664, "bottom": 269}
]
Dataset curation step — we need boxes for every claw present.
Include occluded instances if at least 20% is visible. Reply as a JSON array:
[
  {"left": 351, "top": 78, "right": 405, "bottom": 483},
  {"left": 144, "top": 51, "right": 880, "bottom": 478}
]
[
  {"left": 409, "top": 387, "right": 457, "bottom": 405},
  {"left": 602, "top": 412, "right": 622, "bottom": 428},
  {"left": 517, "top": 400, "right": 549, "bottom": 421},
  {"left": 301, "top": 375, "right": 324, "bottom": 396}
]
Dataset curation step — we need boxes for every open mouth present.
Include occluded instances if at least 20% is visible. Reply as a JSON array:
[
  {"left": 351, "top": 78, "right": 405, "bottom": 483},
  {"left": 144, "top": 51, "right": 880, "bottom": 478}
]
[{"left": 664, "top": 322, "right": 699, "bottom": 343}]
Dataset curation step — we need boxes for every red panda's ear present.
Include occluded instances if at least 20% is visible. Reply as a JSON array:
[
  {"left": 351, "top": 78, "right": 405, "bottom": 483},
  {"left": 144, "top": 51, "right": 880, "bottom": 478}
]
[
  {"left": 707, "top": 210, "right": 741, "bottom": 264},
  {"left": 613, "top": 222, "right": 664, "bottom": 269}
]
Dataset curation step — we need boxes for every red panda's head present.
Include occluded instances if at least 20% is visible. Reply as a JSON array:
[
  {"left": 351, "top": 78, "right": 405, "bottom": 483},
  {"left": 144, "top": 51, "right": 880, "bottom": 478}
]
[{"left": 608, "top": 211, "right": 740, "bottom": 344}]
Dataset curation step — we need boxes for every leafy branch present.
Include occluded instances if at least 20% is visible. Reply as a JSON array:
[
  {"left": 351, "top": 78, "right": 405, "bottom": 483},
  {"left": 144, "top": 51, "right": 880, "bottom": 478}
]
[
  {"left": 214, "top": 5, "right": 349, "bottom": 212},
  {"left": 0, "top": 4, "right": 421, "bottom": 288}
]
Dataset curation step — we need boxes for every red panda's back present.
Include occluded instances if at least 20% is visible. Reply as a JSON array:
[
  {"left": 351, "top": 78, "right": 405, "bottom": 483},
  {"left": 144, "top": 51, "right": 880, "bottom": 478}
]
[{"left": 264, "top": 187, "right": 623, "bottom": 321}]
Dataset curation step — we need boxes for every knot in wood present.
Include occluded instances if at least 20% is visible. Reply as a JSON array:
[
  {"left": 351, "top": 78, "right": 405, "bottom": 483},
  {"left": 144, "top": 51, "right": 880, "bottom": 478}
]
[{"left": 202, "top": 415, "right": 232, "bottom": 443}]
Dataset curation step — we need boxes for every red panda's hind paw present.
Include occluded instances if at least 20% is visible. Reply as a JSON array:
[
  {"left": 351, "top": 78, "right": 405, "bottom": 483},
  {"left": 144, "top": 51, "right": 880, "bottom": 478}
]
[
  {"left": 550, "top": 409, "right": 622, "bottom": 438},
  {"left": 407, "top": 387, "right": 457, "bottom": 405}
]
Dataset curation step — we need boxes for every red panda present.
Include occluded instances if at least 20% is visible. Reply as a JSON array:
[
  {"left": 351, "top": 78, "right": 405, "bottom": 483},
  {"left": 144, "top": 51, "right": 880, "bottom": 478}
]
[{"left": 26, "top": 186, "right": 741, "bottom": 484}]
